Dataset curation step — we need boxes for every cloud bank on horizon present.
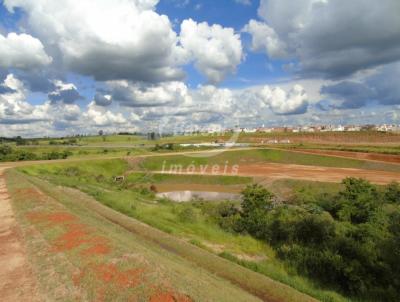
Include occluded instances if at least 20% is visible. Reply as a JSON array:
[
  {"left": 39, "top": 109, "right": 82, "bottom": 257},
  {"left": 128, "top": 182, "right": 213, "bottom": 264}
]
[{"left": 0, "top": 0, "right": 400, "bottom": 137}]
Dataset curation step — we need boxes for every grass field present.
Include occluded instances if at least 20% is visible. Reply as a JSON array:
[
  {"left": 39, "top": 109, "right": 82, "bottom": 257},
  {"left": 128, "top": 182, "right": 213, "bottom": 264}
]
[
  {"left": 7, "top": 130, "right": 400, "bottom": 147},
  {"left": 13, "top": 145, "right": 149, "bottom": 158},
  {"left": 19, "top": 160, "right": 352, "bottom": 302},
  {"left": 285, "top": 143, "right": 400, "bottom": 155}
]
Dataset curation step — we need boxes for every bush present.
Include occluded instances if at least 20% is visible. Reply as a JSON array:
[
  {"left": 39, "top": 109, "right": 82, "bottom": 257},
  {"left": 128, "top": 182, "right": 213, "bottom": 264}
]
[
  {"left": 241, "top": 184, "right": 274, "bottom": 236},
  {"left": 178, "top": 207, "right": 197, "bottom": 223},
  {"left": 41, "top": 151, "right": 71, "bottom": 160},
  {"left": 384, "top": 182, "right": 400, "bottom": 204},
  {"left": 63, "top": 167, "right": 81, "bottom": 177},
  {"left": 0, "top": 145, "right": 12, "bottom": 156},
  {"left": 294, "top": 212, "right": 335, "bottom": 245}
]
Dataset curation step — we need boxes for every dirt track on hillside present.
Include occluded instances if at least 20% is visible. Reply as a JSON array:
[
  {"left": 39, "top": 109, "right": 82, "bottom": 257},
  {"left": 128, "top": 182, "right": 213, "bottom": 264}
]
[
  {"left": 289, "top": 149, "right": 400, "bottom": 164},
  {"left": 0, "top": 168, "right": 40, "bottom": 301},
  {"left": 158, "top": 163, "right": 400, "bottom": 185}
]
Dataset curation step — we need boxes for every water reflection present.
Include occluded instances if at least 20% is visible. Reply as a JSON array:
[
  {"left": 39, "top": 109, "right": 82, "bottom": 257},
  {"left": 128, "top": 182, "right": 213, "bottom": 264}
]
[{"left": 156, "top": 191, "right": 240, "bottom": 202}]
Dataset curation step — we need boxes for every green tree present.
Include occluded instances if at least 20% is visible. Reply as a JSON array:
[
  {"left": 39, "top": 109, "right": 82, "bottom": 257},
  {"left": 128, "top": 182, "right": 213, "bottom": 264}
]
[
  {"left": 0, "top": 145, "right": 12, "bottom": 156},
  {"left": 294, "top": 212, "right": 335, "bottom": 245},
  {"left": 384, "top": 182, "right": 400, "bottom": 204},
  {"left": 214, "top": 202, "right": 242, "bottom": 232},
  {"left": 337, "top": 178, "right": 380, "bottom": 224},
  {"left": 241, "top": 184, "right": 274, "bottom": 238}
]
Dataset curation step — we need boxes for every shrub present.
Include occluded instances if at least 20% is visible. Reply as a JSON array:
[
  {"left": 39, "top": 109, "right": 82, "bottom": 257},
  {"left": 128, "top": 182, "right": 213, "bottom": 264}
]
[
  {"left": 178, "top": 207, "right": 197, "bottom": 223},
  {"left": 63, "top": 167, "right": 81, "bottom": 177},
  {"left": 241, "top": 184, "right": 275, "bottom": 236},
  {"left": 384, "top": 182, "right": 400, "bottom": 204}
]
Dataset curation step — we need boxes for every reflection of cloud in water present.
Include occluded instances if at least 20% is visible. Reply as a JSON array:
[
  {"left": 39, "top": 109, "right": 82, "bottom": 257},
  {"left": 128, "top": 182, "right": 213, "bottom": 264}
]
[{"left": 156, "top": 191, "right": 240, "bottom": 203}]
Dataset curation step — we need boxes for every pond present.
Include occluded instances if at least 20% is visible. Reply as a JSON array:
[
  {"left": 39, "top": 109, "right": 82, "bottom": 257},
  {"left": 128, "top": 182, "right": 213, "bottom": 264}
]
[{"left": 156, "top": 191, "right": 241, "bottom": 203}]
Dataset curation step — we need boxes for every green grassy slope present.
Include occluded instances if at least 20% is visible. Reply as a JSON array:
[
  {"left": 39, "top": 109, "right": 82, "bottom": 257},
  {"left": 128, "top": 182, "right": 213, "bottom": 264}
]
[
  {"left": 6, "top": 169, "right": 265, "bottom": 302},
  {"left": 7, "top": 169, "right": 320, "bottom": 302}
]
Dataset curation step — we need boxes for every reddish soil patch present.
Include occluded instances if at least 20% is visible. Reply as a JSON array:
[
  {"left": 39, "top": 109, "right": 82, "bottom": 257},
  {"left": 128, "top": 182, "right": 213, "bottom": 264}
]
[
  {"left": 47, "top": 212, "right": 77, "bottom": 223},
  {"left": 149, "top": 290, "right": 193, "bottom": 302},
  {"left": 81, "top": 243, "right": 111, "bottom": 256},
  {"left": 297, "top": 149, "right": 400, "bottom": 164},
  {"left": 26, "top": 211, "right": 111, "bottom": 255},
  {"left": 94, "top": 264, "right": 145, "bottom": 288},
  {"left": 52, "top": 222, "right": 111, "bottom": 254},
  {"left": 53, "top": 224, "right": 91, "bottom": 251},
  {"left": 160, "top": 162, "right": 400, "bottom": 185},
  {"left": 73, "top": 263, "right": 146, "bottom": 301}
]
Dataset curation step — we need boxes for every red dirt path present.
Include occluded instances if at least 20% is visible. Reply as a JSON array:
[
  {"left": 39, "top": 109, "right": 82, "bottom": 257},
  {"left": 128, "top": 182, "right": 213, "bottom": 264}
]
[{"left": 0, "top": 168, "right": 41, "bottom": 301}]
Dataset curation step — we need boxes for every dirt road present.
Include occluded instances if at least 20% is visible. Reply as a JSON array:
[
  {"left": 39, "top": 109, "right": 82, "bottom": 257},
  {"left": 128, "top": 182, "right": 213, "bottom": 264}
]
[
  {"left": 292, "top": 148, "right": 400, "bottom": 164},
  {"left": 157, "top": 162, "right": 400, "bottom": 185},
  {"left": 0, "top": 167, "right": 40, "bottom": 301}
]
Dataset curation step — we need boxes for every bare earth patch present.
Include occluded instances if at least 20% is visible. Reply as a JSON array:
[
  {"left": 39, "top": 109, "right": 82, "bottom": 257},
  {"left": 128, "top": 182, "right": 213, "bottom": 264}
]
[
  {"left": 0, "top": 168, "right": 41, "bottom": 301},
  {"left": 158, "top": 163, "right": 400, "bottom": 185}
]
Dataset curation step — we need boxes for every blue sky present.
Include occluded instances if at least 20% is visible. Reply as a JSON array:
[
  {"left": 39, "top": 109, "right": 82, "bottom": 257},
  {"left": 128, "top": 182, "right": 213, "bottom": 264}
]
[
  {"left": 157, "top": 0, "right": 291, "bottom": 88},
  {"left": 0, "top": 0, "right": 400, "bottom": 137},
  {"left": 158, "top": 0, "right": 257, "bottom": 29}
]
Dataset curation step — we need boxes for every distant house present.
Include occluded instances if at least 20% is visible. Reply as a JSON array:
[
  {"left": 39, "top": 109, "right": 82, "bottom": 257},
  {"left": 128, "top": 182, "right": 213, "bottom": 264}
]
[
  {"left": 345, "top": 125, "right": 361, "bottom": 132},
  {"left": 241, "top": 128, "right": 257, "bottom": 133},
  {"left": 332, "top": 125, "right": 345, "bottom": 132},
  {"left": 300, "top": 126, "right": 315, "bottom": 133}
]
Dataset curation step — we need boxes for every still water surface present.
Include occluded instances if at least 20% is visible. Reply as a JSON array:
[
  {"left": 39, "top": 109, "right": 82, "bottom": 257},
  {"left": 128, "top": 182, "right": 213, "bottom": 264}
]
[{"left": 156, "top": 191, "right": 240, "bottom": 202}]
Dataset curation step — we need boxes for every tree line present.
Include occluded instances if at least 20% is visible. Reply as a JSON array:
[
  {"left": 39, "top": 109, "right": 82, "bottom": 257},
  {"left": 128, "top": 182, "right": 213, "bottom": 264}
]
[
  {"left": 0, "top": 145, "right": 72, "bottom": 162},
  {"left": 204, "top": 179, "right": 400, "bottom": 301}
]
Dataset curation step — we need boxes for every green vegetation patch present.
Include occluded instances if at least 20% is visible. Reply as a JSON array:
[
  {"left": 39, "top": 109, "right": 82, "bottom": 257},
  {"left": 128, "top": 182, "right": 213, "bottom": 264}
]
[
  {"left": 0, "top": 144, "right": 73, "bottom": 162},
  {"left": 126, "top": 172, "right": 253, "bottom": 186}
]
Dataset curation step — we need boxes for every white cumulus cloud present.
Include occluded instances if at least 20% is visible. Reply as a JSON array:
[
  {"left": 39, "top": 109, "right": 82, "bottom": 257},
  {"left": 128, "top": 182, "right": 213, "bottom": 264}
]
[
  {"left": 84, "top": 102, "right": 127, "bottom": 126},
  {"left": 0, "top": 33, "right": 52, "bottom": 70},
  {"left": 243, "top": 19, "right": 287, "bottom": 59},
  {"left": 4, "top": 0, "right": 186, "bottom": 83},
  {"left": 259, "top": 84, "right": 308, "bottom": 115},
  {"left": 109, "top": 81, "right": 191, "bottom": 107},
  {"left": 180, "top": 19, "right": 243, "bottom": 84}
]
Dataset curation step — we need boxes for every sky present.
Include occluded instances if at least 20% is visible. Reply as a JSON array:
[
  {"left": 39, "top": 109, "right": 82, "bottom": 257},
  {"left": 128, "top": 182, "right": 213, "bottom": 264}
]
[{"left": 0, "top": 0, "right": 400, "bottom": 137}]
